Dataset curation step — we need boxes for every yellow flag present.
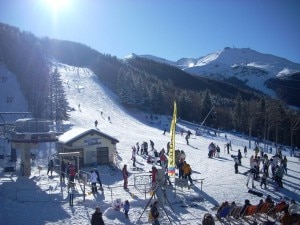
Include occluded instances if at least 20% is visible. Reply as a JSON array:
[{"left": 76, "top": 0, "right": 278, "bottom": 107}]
[{"left": 168, "top": 101, "right": 177, "bottom": 176}]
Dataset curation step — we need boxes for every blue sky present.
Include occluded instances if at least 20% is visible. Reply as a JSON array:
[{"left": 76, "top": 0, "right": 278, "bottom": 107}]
[{"left": 0, "top": 0, "right": 299, "bottom": 63}]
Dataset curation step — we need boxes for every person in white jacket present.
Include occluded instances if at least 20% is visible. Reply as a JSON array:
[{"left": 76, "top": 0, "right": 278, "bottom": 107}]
[{"left": 90, "top": 170, "right": 98, "bottom": 193}]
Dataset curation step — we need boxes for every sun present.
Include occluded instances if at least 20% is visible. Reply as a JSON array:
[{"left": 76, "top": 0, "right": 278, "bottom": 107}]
[{"left": 45, "top": 0, "right": 70, "bottom": 13}]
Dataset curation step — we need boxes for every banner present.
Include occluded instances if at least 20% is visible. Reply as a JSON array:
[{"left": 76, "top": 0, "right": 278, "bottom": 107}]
[{"left": 168, "top": 101, "right": 177, "bottom": 176}]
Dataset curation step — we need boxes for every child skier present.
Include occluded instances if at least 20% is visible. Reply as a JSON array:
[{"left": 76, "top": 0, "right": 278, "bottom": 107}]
[{"left": 123, "top": 200, "right": 130, "bottom": 219}]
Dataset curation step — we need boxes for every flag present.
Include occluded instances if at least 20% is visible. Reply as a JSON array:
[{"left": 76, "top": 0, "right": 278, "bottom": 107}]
[{"left": 168, "top": 101, "right": 177, "bottom": 176}]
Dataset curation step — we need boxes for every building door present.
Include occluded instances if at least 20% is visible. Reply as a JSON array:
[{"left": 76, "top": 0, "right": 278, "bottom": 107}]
[{"left": 97, "top": 147, "right": 109, "bottom": 164}]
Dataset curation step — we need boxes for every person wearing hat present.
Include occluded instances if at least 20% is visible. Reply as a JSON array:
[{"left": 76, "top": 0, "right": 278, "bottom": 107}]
[{"left": 91, "top": 206, "right": 105, "bottom": 225}]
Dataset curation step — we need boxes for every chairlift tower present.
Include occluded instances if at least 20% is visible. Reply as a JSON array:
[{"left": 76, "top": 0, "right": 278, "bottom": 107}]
[{"left": 0, "top": 113, "right": 58, "bottom": 176}]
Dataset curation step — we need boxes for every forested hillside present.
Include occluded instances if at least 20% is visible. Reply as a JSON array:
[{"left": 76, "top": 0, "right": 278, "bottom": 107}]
[{"left": 0, "top": 22, "right": 299, "bottom": 147}]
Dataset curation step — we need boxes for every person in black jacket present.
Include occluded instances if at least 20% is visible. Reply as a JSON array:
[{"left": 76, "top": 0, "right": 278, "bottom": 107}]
[
  {"left": 237, "top": 149, "right": 242, "bottom": 165},
  {"left": 240, "top": 199, "right": 251, "bottom": 216},
  {"left": 91, "top": 206, "right": 105, "bottom": 225},
  {"left": 47, "top": 159, "right": 54, "bottom": 176}
]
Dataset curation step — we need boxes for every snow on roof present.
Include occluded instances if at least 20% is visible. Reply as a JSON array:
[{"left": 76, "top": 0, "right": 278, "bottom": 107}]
[{"left": 58, "top": 127, "right": 119, "bottom": 144}]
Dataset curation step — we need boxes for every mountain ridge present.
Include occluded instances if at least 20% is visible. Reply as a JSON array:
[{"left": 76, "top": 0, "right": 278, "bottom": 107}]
[{"left": 134, "top": 47, "right": 300, "bottom": 101}]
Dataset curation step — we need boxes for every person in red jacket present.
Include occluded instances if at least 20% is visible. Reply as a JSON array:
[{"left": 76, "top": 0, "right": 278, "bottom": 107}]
[{"left": 151, "top": 166, "right": 158, "bottom": 190}]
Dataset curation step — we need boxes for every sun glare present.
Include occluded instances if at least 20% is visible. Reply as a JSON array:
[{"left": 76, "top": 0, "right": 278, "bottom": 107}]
[{"left": 45, "top": 0, "right": 69, "bottom": 13}]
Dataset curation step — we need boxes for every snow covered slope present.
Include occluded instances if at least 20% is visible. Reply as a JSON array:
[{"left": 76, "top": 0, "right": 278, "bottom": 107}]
[
  {"left": 0, "top": 65, "right": 28, "bottom": 113},
  {"left": 0, "top": 62, "right": 299, "bottom": 225}
]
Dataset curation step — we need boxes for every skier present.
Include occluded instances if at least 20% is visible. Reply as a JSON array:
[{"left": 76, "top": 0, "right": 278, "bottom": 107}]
[
  {"left": 123, "top": 200, "right": 130, "bottom": 219},
  {"left": 90, "top": 169, "right": 98, "bottom": 193},
  {"left": 185, "top": 134, "right": 189, "bottom": 145},
  {"left": 244, "top": 146, "right": 247, "bottom": 158},
  {"left": 237, "top": 149, "right": 242, "bottom": 165},
  {"left": 122, "top": 164, "right": 129, "bottom": 189},
  {"left": 260, "top": 172, "right": 267, "bottom": 188},
  {"left": 47, "top": 159, "right": 54, "bottom": 176},
  {"left": 282, "top": 156, "right": 288, "bottom": 174},
  {"left": 254, "top": 145, "right": 259, "bottom": 157},
  {"left": 68, "top": 163, "right": 76, "bottom": 182},
  {"left": 136, "top": 142, "right": 140, "bottom": 154},
  {"left": 216, "top": 145, "right": 220, "bottom": 158},
  {"left": 144, "top": 141, "right": 148, "bottom": 155},
  {"left": 150, "top": 140, "right": 154, "bottom": 150},
  {"left": 246, "top": 167, "right": 256, "bottom": 188},
  {"left": 60, "top": 160, "right": 66, "bottom": 182},
  {"left": 140, "top": 142, "right": 144, "bottom": 155},
  {"left": 151, "top": 166, "right": 158, "bottom": 189},
  {"left": 187, "top": 130, "right": 192, "bottom": 138},
  {"left": 182, "top": 161, "right": 193, "bottom": 185},
  {"left": 226, "top": 143, "right": 230, "bottom": 154},
  {"left": 94, "top": 120, "right": 98, "bottom": 128},
  {"left": 132, "top": 146, "right": 136, "bottom": 167},
  {"left": 177, "top": 158, "right": 184, "bottom": 179},
  {"left": 159, "top": 151, "right": 168, "bottom": 169},
  {"left": 208, "top": 142, "right": 215, "bottom": 158},
  {"left": 234, "top": 156, "right": 239, "bottom": 174}
]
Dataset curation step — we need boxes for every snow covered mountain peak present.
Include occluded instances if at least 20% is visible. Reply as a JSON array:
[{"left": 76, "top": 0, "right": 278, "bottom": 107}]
[{"left": 127, "top": 47, "right": 300, "bottom": 99}]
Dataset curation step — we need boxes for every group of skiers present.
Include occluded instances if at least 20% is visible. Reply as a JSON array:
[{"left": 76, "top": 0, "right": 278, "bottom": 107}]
[
  {"left": 208, "top": 142, "right": 221, "bottom": 158},
  {"left": 94, "top": 112, "right": 111, "bottom": 128},
  {"left": 245, "top": 146, "right": 288, "bottom": 189}
]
